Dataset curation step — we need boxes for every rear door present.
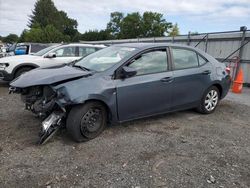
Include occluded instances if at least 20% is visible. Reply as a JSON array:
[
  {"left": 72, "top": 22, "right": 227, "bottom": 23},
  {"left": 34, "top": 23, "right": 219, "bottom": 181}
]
[
  {"left": 170, "top": 47, "right": 213, "bottom": 109},
  {"left": 115, "top": 48, "right": 173, "bottom": 121}
]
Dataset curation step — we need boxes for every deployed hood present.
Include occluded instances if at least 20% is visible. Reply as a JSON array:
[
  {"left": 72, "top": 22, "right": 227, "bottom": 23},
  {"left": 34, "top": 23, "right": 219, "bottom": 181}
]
[
  {"left": 10, "top": 65, "right": 92, "bottom": 88},
  {"left": 0, "top": 54, "right": 41, "bottom": 63}
]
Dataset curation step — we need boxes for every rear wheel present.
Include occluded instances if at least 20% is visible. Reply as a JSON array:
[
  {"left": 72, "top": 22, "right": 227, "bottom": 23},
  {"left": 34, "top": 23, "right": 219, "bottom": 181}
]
[
  {"left": 197, "top": 86, "right": 220, "bottom": 114},
  {"left": 66, "top": 101, "right": 107, "bottom": 142},
  {"left": 15, "top": 67, "right": 33, "bottom": 78}
]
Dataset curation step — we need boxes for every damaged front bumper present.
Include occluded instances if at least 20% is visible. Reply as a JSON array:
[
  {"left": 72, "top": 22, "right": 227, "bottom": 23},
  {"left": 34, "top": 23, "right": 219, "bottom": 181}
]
[
  {"left": 38, "top": 111, "right": 65, "bottom": 145},
  {"left": 8, "top": 65, "right": 94, "bottom": 145},
  {"left": 10, "top": 85, "right": 68, "bottom": 145}
]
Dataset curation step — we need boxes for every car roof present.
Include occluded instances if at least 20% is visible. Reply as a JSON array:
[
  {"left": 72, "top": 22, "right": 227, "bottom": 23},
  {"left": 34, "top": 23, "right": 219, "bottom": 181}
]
[
  {"left": 61, "top": 43, "right": 106, "bottom": 48},
  {"left": 113, "top": 42, "right": 197, "bottom": 50}
]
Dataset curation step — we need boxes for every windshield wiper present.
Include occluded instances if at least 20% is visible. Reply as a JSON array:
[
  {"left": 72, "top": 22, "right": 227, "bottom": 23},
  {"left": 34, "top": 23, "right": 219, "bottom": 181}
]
[{"left": 73, "top": 65, "right": 91, "bottom": 71}]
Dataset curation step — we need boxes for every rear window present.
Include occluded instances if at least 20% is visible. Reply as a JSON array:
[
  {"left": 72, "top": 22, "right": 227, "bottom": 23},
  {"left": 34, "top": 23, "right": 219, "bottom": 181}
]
[
  {"left": 198, "top": 55, "right": 208, "bottom": 66},
  {"left": 172, "top": 48, "right": 199, "bottom": 70},
  {"left": 79, "top": 47, "right": 97, "bottom": 57}
]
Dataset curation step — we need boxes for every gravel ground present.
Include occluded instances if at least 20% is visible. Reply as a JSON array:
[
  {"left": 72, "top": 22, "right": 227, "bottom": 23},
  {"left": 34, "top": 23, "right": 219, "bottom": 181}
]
[{"left": 0, "top": 81, "right": 250, "bottom": 188}]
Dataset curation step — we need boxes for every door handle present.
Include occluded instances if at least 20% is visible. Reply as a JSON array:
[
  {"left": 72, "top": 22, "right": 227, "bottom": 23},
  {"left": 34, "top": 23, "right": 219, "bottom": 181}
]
[
  {"left": 160, "top": 77, "right": 173, "bottom": 83},
  {"left": 202, "top": 70, "right": 211, "bottom": 75}
]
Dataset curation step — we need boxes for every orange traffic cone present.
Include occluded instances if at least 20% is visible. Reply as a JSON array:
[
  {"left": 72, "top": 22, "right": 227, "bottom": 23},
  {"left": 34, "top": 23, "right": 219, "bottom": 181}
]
[{"left": 232, "top": 67, "right": 244, "bottom": 93}]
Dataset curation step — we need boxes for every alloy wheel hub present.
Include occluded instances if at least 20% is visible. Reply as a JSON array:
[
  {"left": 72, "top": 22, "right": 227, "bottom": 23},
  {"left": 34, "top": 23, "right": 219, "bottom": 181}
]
[{"left": 205, "top": 90, "right": 218, "bottom": 111}]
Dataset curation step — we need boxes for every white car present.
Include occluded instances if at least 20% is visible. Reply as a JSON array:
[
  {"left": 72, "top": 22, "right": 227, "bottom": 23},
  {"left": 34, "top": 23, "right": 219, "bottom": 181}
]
[{"left": 0, "top": 43, "right": 105, "bottom": 81}]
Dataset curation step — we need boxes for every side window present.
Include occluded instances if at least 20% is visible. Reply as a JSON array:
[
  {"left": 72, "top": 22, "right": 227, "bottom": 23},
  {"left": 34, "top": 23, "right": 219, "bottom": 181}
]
[
  {"left": 172, "top": 48, "right": 199, "bottom": 70},
  {"left": 128, "top": 49, "right": 168, "bottom": 76},
  {"left": 15, "top": 45, "right": 29, "bottom": 54},
  {"left": 198, "top": 55, "right": 208, "bottom": 66},
  {"left": 79, "top": 47, "right": 96, "bottom": 57},
  {"left": 54, "top": 47, "right": 76, "bottom": 57},
  {"left": 16, "top": 46, "right": 28, "bottom": 51}
]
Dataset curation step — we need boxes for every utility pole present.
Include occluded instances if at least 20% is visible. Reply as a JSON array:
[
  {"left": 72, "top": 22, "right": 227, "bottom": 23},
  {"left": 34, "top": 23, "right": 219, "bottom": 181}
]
[
  {"left": 187, "top": 31, "right": 191, "bottom": 45},
  {"left": 236, "top": 26, "right": 247, "bottom": 77}
]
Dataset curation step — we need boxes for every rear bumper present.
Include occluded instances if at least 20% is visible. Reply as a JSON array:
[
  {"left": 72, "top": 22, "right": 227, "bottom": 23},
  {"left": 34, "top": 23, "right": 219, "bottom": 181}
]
[
  {"left": 221, "top": 75, "right": 231, "bottom": 99},
  {"left": 0, "top": 70, "right": 14, "bottom": 81}
]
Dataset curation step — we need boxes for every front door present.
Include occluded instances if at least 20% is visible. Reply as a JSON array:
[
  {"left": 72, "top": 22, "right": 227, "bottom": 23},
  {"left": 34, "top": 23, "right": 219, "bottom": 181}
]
[{"left": 115, "top": 48, "right": 173, "bottom": 121}]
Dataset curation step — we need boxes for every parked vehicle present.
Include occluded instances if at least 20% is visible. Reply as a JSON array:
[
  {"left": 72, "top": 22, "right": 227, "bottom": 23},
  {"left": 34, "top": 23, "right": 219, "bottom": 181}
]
[
  {"left": 9, "top": 43, "right": 231, "bottom": 144},
  {"left": 0, "top": 43, "right": 105, "bottom": 81},
  {"left": 14, "top": 46, "right": 27, "bottom": 55},
  {"left": 2, "top": 43, "right": 53, "bottom": 57},
  {"left": 0, "top": 47, "right": 7, "bottom": 58},
  {"left": 0, "top": 43, "right": 9, "bottom": 58}
]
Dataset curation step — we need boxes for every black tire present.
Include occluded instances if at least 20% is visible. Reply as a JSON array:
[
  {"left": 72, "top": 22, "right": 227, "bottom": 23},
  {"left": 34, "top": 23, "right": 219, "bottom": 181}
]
[
  {"left": 66, "top": 101, "right": 107, "bottom": 142},
  {"left": 15, "top": 67, "right": 33, "bottom": 78},
  {"left": 196, "top": 86, "right": 220, "bottom": 114}
]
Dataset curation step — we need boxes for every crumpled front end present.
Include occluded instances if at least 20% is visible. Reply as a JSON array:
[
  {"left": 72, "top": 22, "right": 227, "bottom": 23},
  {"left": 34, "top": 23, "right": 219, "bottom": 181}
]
[
  {"left": 9, "top": 66, "right": 116, "bottom": 144},
  {"left": 8, "top": 64, "right": 95, "bottom": 144},
  {"left": 9, "top": 85, "right": 66, "bottom": 144}
]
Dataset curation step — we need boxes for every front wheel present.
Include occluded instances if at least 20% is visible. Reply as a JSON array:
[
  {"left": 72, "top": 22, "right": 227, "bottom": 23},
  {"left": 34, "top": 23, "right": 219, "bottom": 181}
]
[
  {"left": 196, "top": 86, "right": 220, "bottom": 114},
  {"left": 66, "top": 102, "right": 107, "bottom": 142}
]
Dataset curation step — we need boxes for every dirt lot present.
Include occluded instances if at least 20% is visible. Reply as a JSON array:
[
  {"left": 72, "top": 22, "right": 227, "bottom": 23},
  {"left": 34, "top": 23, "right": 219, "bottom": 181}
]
[{"left": 0, "top": 81, "right": 250, "bottom": 188}]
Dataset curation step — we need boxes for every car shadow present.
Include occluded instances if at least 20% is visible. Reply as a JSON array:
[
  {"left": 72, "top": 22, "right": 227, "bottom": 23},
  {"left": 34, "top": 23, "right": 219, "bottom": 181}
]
[
  {"left": 0, "top": 80, "right": 9, "bottom": 87},
  {"left": 60, "top": 109, "right": 198, "bottom": 146}
]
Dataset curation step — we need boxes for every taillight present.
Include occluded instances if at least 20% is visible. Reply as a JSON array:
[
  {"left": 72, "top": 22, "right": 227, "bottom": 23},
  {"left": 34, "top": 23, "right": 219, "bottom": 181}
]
[{"left": 226, "top": 67, "right": 231, "bottom": 74}]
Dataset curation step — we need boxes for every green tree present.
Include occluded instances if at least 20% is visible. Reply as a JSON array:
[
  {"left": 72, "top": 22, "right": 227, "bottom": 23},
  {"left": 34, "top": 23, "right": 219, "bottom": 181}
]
[
  {"left": 19, "top": 25, "right": 69, "bottom": 43},
  {"left": 2, "top": 34, "right": 19, "bottom": 43},
  {"left": 142, "top": 12, "right": 172, "bottom": 37},
  {"left": 19, "top": 30, "right": 29, "bottom": 42},
  {"left": 21, "top": 27, "right": 44, "bottom": 42},
  {"left": 106, "top": 11, "right": 173, "bottom": 39},
  {"left": 168, "top": 23, "right": 180, "bottom": 37},
  {"left": 57, "top": 11, "right": 78, "bottom": 40},
  {"left": 81, "top": 30, "right": 113, "bottom": 41},
  {"left": 120, "top": 12, "right": 142, "bottom": 39},
  {"left": 190, "top": 31, "right": 199, "bottom": 35},
  {"left": 42, "top": 25, "right": 70, "bottom": 42},
  {"left": 28, "top": 0, "right": 58, "bottom": 28},
  {"left": 29, "top": 0, "right": 78, "bottom": 41},
  {"left": 71, "top": 31, "right": 81, "bottom": 42},
  {"left": 107, "top": 12, "right": 124, "bottom": 39}
]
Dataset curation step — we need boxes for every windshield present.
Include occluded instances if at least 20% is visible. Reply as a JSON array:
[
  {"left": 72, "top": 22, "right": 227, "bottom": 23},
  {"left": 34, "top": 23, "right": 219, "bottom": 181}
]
[
  {"left": 75, "top": 46, "right": 136, "bottom": 71},
  {"left": 33, "top": 45, "right": 59, "bottom": 56}
]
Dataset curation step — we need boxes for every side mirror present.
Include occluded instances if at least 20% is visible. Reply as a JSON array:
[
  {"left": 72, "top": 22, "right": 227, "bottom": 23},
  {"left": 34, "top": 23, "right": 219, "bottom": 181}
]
[
  {"left": 119, "top": 66, "right": 137, "bottom": 79},
  {"left": 45, "top": 52, "right": 56, "bottom": 58}
]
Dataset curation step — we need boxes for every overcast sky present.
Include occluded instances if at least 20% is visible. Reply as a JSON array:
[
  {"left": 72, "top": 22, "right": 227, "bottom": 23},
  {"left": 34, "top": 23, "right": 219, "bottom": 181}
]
[{"left": 0, "top": 0, "right": 250, "bottom": 36}]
